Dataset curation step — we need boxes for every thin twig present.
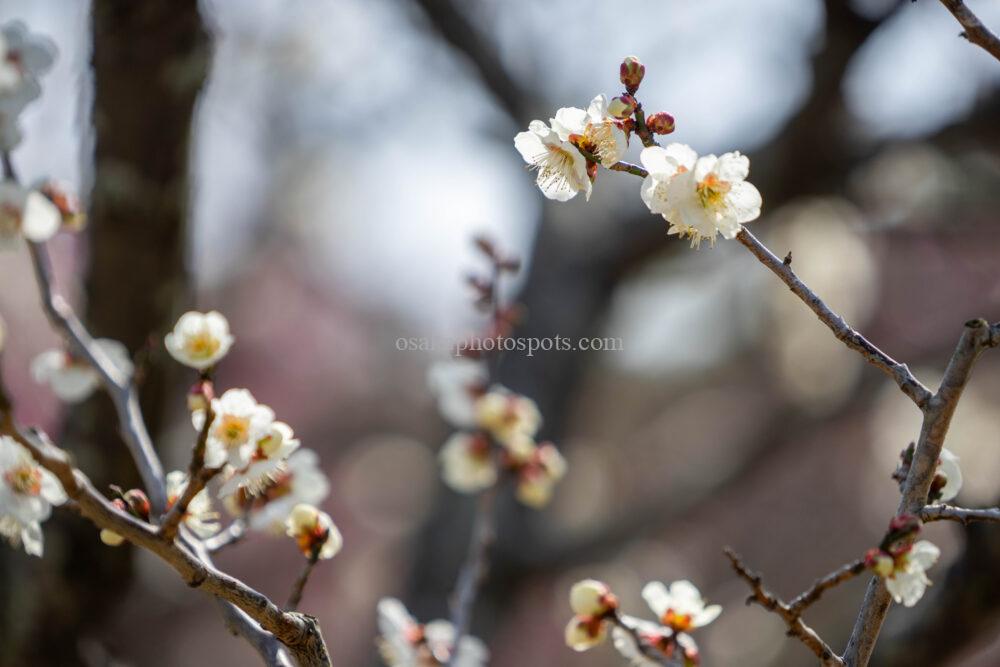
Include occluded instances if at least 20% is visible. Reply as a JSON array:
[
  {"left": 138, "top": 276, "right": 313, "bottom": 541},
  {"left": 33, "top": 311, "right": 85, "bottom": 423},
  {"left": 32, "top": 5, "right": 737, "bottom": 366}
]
[
  {"left": 920, "top": 504, "right": 1000, "bottom": 524},
  {"left": 286, "top": 550, "right": 321, "bottom": 611},
  {"left": 446, "top": 486, "right": 497, "bottom": 666},
  {"left": 789, "top": 559, "right": 867, "bottom": 615},
  {"left": 205, "top": 519, "right": 248, "bottom": 553},
  {"left": 844, "top": 320, "right": 1000, "bottom": 667},
  {"left": 160, "top": 399, "right": 217, "bottom": 541},
  {"left": 3, "top": 151, "right": 168, "bottom": 511},
  {"left": 736, "top": 229, "right": 933, "bottom": 409},
  {"left": 725, "top": 548, "right": 844, "bottom": 666},
  {"left": 939, "top": 0, "right": 1000, "bottom": 61},
  {"left": 610, "top": 613, "right": 674, "bottom": 666}
]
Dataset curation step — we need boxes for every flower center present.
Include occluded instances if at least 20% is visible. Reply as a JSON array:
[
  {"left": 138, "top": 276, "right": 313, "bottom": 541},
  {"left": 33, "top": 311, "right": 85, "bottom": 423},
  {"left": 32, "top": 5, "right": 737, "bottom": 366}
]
[
  {"left": 696, "top": 173, "right": 731, "bottom": 210},
  {"left": 532, "top": 145, "right": 583, "bottom": 192},
  {"left": 214, "top": 414, "right": 250, "bottom": 448},
  {"left": 585, "top": 122, "right": 619, "bottom": 163},
  {"left": 5, "top": 464, "right": 42, "bottom": 496},
  {"left": 184, "top": 331, "right": 221, "bottom": 360},
  {"left": 662, "top": 609, "right": 693, "bottom": 632}
]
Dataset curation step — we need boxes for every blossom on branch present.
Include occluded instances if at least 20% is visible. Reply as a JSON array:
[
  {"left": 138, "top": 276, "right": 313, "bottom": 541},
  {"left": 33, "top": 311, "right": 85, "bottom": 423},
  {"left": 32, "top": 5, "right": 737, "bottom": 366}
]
[
  {"left": 641, "top": 580, "right": 721, "bottom": 633},
  {"left": 551, "top": 94, "right": 629, "bottom": 168},
  {"left": 193, "top": 388, "right": 275, "bottom": 469},
  {"left": 31, "top": 339, "right": 133, "bottom": 402},
  {"left": 640, "top": 144, "right": 762, "bottom": 248},
  {"left": 164, "top": 310, "right": 234, "bottom": 370},
  {"left": 377, "top": 597, "right": 488, "bottom": 667},
  {"left": 612, "top": 617, "right": 700, "bottom": 667},
  {"left": 512, "top": 441, "right": 566, "bottom": 508},
  {"left": 166, "top": 470, "right": 220, "bottom": 538},
  {"left": 514, "top": 120, "right": 591, "bottom": 202},
  {"left": 0, "top": 434, "right": 66, "bottom": 556},
  {"left": 226, "top": 448, "right": 330, "bottom": 531},
  {"left": 564, "top": 579, "right": 618, "bottom": 651},
  {"left": 439, "top": 432, "right": 496, "bottom": 494},
  {"left": 218, "top": 421, "right": 300, "bottom": 497},
  {"left": 893, "top": 444, "right": 963, "bottom": 504},
  {"left": 865, "top": 514, "right": 940, "bottom": 607},
  {"left": 0, "top": 21, "right": 56, "bottom": 151},
  {"left": 427, "top": 358, "right": 488, "bottom": 430},
  {"left": 474, "top": 388, "right": 541, "bottom": 446},
  {"left": 285, "top": 503, "right": 342, "bottom": 560},
  {"left": 0, "top": 181, "right": 61, "bottom": 244}
]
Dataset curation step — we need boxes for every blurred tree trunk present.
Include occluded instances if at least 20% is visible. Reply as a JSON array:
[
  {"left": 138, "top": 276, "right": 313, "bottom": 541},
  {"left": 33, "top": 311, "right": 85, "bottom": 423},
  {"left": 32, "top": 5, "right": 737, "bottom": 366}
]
[{"left": 0, "top": 2, "right": 207, "bottom": 665}]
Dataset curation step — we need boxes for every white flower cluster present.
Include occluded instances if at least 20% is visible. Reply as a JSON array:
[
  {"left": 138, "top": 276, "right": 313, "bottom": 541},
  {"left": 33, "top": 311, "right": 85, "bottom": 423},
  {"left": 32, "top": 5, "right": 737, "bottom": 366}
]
[
  {"left": 164, "top": 311, "right": 340, "bottom": 558},
  {"left": 864, "top": 514, "right": 941, "bottom": 607},
  {"left": 429, "top": 358, "right": 567, "bottom": 508},
  {"left": 377, "top": 597, "right": 488, "bottom": 667},
  {"left": 565, "top": 578, "right": 719, "bottom": 666},
  {"left": 0, "top": 434, "right": 65, "bottom": 556}
]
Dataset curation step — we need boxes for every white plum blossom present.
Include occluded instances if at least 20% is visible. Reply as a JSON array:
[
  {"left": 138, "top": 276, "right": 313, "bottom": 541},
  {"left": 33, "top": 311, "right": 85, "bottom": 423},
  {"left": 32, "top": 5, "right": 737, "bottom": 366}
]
[
  {"left": 876, "top": 540, "right": 941, "bottom": 607},
  {"left": 218, "top": 421, "right": 300, "bottom": 497},
  {"left": 427, "top": 358, "right": 487, "bottom": 429},
  {"left": 514, "top": 120, "right": 591, "bottom": 202},
  {"left": 640, "top": 143, "right": 762, "bottom": 248},
  {"left": 193, "top": 388, "right": 275, "bottom": 469},
  {"left": 165, "top": 470, "right": 220, "bottom": 539},
  {"left": 0, "top": 181, "right": 61, "bottom": 244},
  {"left": 0, "top": 434, "right": 66, "bottom": 556},
  {"left": 31, "top": 339, "right": 133, "bottom": 402},
  {"left": 934, "top": 448, "right": 963, "bottom": 503},
  {"left": 0, "top": 21, "right": 56, "bottom": 151},
  {"left": 229, "top": 448, "right": 330, "bottom": 532},
  {"left": 285, "top": 503, "right": 343, "bottom": 560},
  {"left": 439, "top": 432, "right": 496, "bottom": 494},
  {"left": 514, "top": 442, "right": 567, "bottom": 508},
  {"left": 164, "top": 310, "right": 234, "bottom": 370},
  {"left": 641, "top": 580, "right": 721, "bottom": 632},
  {"left": 551, "top": 94, "right": 629, "bottom": 168},
  {"left": 474, "top": 388, "right": 541, "bottom": 446},
  {"left": 377, "top": 597, "right": 488, "bottom": 667}
]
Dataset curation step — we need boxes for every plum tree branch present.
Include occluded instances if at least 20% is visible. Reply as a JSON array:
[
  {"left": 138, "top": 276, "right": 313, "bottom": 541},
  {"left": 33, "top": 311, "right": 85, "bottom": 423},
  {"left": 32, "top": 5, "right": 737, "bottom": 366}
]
[
  {"left": 160, "top": 397, "right": 218, "bottom": 541},
  {"left": 844, "top": 319, "right": 1000, "bottom": 666},
  {"left": 920, "top": 504, "right": 1000, "bottom": 524},
  {"left": 725, "top": 548, "right": 844, "bottom": 666},
  {"left": 939, "top": 0, "right": 1000, "bottom": 61}
]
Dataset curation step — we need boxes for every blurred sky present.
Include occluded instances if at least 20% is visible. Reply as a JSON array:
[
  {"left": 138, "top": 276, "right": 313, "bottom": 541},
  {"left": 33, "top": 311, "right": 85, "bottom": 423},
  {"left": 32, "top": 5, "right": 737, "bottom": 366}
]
[{"left": 4, "top": 0, "right": 999, "bottom": 343}]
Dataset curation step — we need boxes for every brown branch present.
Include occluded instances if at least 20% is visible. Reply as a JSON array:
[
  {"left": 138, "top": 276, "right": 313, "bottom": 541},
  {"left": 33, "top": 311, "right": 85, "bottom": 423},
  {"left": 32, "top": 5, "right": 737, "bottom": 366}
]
[
  {"left": 736, "top": 229, "right": 933, "bottom": 408},
  {"left": 939, "top": 0, "right": 1000, "bottom": 61},
  {"left": 921, "top": 504, "right": 1000, "bottom": 524},
  {"left": 725, "top": 548, "right": 844, "bottom": 666},
  {"left": 844, "top": 319, "right": 1000, "bottom": 667},
  {"left": 5, "top": 426, "right": 331, "bottom": 666},
  {"left": 789, "top": 559, "right": 867, "bottom": 615},
  {"left": 159, "top": 399, "right": 217, "bottom": 541}
]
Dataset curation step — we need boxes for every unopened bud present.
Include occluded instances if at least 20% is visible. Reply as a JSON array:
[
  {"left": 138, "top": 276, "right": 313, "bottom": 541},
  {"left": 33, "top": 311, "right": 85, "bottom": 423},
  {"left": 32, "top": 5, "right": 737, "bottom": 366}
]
[
  {"left": 645, "top": 112, "right": 675, "bottom": 135},
  {"left": 569, "top": 579, "right": 618, "bottom": 616},
  {"left": 123, "top": 489, "right": 151, "bottom": 521},
  {"left": 607, "top": 95, "right": 637, "bottom": 119},
  {"left": 619, "top": 56, "right": 645, "bottom": 94},
  {"left": 187, "top": 380, "right": 214, "bottom": 412},
  {"left": 888, "top": 513, "right": 920, "bottom": 536},
  {"left": 864, "top": 548, "right": 894, "bottom": 577}
]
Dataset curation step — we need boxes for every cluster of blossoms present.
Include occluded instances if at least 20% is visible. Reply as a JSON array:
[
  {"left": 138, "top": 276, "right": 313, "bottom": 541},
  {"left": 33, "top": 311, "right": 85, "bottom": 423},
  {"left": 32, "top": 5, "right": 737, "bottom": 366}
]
[
  {"left": 515, "top": 56, "right": 762, "bottom": 249},
  {"left": 0, "top": 22, "right": 83, "bottom": 246},
  {"left": 565, "top": 578, "right": 719, "bottom": 666},
  {"left": 864, "top": 514, "right": 940, "bottom": 608},
  {"left": 432, "top": 359, "right": 566, "bottom": 507},
  {"left": 0, "top": 434, "right": 66, "bottom": 556},
  {"left": 376, "top": 598, "right": 489, "bottom": 667},
  {"left": 163, "top": 310, "right": 341, "bottom": 558}
]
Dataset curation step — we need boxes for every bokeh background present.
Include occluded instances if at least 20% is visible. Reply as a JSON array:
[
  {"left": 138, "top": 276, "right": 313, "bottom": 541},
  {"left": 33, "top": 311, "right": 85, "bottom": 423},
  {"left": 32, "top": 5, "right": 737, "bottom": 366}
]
[{"left": 1, "top": 0, "right": 999, "bottom": 665}]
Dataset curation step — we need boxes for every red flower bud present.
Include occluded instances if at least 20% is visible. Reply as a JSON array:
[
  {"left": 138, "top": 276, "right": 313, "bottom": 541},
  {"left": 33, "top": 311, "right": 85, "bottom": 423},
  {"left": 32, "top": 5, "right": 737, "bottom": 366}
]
[
  {"left": 620, "top": 56, "right": 645, "bottom": 94},
  {"left": 645, "top": 112, "right": 675, "bottom": 135},
  {"left": 123, "top": 489, "right": 151, "bottom": 521}
]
